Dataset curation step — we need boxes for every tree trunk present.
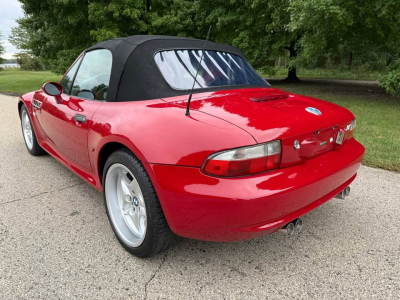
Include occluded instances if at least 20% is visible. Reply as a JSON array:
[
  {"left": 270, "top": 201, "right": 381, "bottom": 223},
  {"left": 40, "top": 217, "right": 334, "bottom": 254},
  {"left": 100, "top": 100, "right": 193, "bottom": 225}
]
[
  {"left": 348, "top": 52, "right": 353, "bottom": 70},
  {"left": 285, "top": 42, "right": 299, "bottom": 81},
  {"left": 386, "top": 56, "right": 392, "bottom": 67},
  {"left": 146, "top": 0, "right": 151, "bottom": 12},
  {"left": 287, "top": 67, "right": 298, "bottom": 81},
  {"left": 141, "top": 0, "right": 151, "bottom": 34}
]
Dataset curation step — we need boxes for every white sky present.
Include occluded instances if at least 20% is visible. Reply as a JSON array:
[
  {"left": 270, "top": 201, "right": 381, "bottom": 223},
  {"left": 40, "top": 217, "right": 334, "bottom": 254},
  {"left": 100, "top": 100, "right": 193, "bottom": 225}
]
[{"left": 0, "top": 0, "right": 24, "bottom": 59}]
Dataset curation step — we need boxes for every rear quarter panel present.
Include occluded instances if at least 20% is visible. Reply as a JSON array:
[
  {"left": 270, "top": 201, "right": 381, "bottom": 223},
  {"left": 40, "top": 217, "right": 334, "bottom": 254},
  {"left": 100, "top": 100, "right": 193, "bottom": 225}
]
[{"left": 89, "top": 99, "right": 256, "bottom": 178}]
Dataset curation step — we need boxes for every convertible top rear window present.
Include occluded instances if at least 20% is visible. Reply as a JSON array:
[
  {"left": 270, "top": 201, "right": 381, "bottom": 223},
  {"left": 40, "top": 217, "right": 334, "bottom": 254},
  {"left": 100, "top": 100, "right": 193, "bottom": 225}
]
[{"left": 154, "top": 50, "right": 268, "bottom": 90}]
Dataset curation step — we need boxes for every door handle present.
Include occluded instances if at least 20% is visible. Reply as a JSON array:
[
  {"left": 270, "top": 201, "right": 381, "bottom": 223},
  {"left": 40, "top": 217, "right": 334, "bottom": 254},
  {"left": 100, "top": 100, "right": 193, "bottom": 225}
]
[{"left": 74, "top": 114, "right": 87, "bottom": 124}]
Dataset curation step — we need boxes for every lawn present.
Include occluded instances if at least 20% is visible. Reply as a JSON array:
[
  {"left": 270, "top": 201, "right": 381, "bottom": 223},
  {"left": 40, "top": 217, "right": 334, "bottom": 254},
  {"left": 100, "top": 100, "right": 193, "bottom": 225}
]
[
  {"left": 0, "top": 70, "right": 398, "bottom": 172},
  {"left": 0, "top": 69, "right": 62, "bottom": 95},
  {"left": 272, "top": 80, "right": 400, "bottom": 172},
  {"left": 266, "top": 68, "right": 382, "bottom": 81}
]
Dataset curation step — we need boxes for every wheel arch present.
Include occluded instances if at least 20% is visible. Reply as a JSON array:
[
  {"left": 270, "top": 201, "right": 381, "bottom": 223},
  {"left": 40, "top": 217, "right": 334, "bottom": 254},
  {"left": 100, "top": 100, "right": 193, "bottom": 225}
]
[
  {"left": 96, "top": 139, "right": 147, "bottom": 184},
  {"left": 18, "top": 92, "right": 35, "bottom": 115},
  {"left": 18, "top": 99, "right": 24, "bottom": 117}
]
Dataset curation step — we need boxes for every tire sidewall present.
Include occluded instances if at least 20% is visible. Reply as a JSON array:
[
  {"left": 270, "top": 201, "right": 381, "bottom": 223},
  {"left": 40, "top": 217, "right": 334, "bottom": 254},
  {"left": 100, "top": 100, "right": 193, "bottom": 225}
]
[
  {"left": 20, "top": 105, "right": 41, "bottom": 155},
  {"left": 102, "top": 150, "right": 156, "bottom": 257}
]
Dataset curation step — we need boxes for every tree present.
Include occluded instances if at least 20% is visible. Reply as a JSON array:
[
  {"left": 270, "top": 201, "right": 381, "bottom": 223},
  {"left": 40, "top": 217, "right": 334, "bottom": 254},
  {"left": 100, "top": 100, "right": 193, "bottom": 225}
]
[
  {"left": 288, "top": 0, "right": 400, "bottom": 90},
  {"left": 12, "top": 0, "right": 301, "bottom": 78},
  {"left": 12, "top": 0, "right": 93, "bottom": 74},
  {"left": 12, "top": 0, "right": 400, "bottom": 94},
  {"left": 15, "top": 53, "right": 45, "bottom": 71},
  {"left": 12, "top": 0, "right": 155, "bottom": 74},
  {"left": 9, "top": 26, "right": 30, "bottom": 51},
  {"left": 149, "top": 0, "right": 301, "bottom": 79},
  {"left": 0, "top": 32, "right": 5, "bottom": 65},
  {"left": 88, "top": 0, "right": 150, "bottom": 42},
  {"left": 379, "top": 61, "right": 400, "bottom": 96}
]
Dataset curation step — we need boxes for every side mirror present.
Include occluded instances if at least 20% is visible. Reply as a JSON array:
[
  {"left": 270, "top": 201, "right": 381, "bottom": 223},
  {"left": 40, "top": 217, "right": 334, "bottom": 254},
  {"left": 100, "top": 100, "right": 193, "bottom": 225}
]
[{"left": 43, "top": 82, "right": 63, "bottom": 97}]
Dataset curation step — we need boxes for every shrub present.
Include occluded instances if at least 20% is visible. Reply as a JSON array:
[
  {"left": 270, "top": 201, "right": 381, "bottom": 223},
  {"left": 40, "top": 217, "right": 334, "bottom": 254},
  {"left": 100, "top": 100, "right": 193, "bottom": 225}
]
[
  {"left": 379, "top": 69, "right": 400, "bottom": 96},
  {"left": 16, "top": 53, "right": 45, "bottom": 71}
]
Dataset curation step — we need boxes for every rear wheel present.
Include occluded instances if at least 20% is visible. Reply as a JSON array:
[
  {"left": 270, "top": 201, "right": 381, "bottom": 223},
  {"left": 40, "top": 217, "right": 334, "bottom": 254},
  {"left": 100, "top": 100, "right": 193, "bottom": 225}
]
[
  {"left": 20, "top": 105, "right": 45, "bottom": 156},
  {"left": 103, "top": 149, "right": 179, "bottom": 257}
]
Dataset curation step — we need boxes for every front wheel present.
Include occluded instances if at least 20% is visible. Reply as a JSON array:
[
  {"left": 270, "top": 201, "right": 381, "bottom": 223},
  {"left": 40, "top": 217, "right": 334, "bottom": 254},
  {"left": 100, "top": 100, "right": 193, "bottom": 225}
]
[
  {"left": 20, "top": 105, "right": 45, "bottom": 156},
  {"left": 103, "top": 149, "right": 179, "bottom": 257}
]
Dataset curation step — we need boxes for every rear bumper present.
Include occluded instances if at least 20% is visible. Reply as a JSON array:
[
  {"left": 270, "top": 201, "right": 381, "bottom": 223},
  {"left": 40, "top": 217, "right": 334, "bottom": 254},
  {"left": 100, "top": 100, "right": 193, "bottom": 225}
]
[{"left": 146, "top": 138, "right": 365, "bottom": 242}]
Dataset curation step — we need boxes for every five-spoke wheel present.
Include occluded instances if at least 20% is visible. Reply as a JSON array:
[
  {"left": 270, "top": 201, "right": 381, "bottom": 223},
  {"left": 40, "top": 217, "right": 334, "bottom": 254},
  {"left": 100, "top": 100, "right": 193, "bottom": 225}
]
[
  {"left": 105, "top": 164, "right": 147, "bottom": 247},
  {"left": 21, "top": 109, "right": 34, "bottom": 150},
  {"left": 103, "top": 149, "right": 179, "bottom": 257},
  {"left": 20, "top": 105, "right": 45, "bottom": 156}
]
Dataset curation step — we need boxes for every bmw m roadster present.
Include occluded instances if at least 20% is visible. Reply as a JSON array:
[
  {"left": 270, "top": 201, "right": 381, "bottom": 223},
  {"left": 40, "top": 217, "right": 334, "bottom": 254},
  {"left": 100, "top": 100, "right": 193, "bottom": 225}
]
[{"left": 18, "top": 36, "right": 364, "bottom": 257}]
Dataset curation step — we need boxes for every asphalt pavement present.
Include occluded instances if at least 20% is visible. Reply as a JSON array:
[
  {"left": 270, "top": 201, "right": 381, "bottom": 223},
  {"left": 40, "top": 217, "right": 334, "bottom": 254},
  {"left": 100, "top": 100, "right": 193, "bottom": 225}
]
[{"left": 0, "top": 94, "right": 399, "bottom": 299}]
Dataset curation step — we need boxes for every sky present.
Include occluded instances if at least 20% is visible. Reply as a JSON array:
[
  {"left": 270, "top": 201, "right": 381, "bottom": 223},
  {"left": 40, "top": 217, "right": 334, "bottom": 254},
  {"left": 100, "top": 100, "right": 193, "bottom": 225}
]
[{"left": 0, "top": 0, "right": 24, "bottom": 59}]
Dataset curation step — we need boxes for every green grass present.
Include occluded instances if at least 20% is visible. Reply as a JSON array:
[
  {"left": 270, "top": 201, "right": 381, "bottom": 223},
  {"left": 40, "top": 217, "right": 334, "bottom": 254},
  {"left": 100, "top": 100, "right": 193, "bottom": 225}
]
[
  {"left": 265, "top": 68, "right": 382, "bottom": 81},
  {"left": 272, "top": 81, "right": 400, "bottom": 172},
  {"left": 0, "top": 69, "right": 62, "bottom": 94},
  {"left": 0, "top": 70, "right": 398, "bottom": 172}
]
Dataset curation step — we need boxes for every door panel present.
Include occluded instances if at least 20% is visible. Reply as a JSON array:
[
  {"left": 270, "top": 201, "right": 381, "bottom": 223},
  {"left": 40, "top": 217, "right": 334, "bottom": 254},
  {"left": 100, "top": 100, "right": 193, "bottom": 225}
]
[
  {"left": 36, "top": 49, "right": 112, "bottom": 172},
  {"left": 37, "top": 93, "right": 103, "bottom": 171}
]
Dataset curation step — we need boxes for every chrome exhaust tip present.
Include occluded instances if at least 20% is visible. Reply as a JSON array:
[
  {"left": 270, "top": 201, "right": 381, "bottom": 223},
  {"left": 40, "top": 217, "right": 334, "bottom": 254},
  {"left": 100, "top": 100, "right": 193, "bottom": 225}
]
[
  {"left": 334, "top": 190, "right": 346, "bottom": 199},
  {"left": 334, "top": 186, "right": 351, "bottom": 199},
  {"left": 294, "top": 218, "right": 303, "bottom": 233},
  {"left": 344, "top": 186, "right": 351, "bottom": 197},
  {"left": 279, "top": 222, "right": 295, "bottom": 236}
]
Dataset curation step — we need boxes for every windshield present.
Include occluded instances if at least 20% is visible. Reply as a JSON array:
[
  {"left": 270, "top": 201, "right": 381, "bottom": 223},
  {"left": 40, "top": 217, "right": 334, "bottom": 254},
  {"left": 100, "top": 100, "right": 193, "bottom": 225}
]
[{"left": 154, "top": 50, "right": 269, "bottom": 90}]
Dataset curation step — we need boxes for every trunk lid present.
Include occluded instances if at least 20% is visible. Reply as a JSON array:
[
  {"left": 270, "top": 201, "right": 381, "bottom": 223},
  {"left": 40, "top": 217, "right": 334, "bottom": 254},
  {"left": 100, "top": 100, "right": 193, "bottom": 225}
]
[{"left": 162, "top": 87, "right": 355, "bottom": 166}]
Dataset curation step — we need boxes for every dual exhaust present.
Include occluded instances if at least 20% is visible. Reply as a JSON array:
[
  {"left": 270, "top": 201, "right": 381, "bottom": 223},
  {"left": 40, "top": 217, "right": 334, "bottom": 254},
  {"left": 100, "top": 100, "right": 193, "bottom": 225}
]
[
  {"left": 279, "top": 186, "right": 351, "bottom": 236},
  {"left": 279, "top": 218, "right": 303, "bottom": 236}
]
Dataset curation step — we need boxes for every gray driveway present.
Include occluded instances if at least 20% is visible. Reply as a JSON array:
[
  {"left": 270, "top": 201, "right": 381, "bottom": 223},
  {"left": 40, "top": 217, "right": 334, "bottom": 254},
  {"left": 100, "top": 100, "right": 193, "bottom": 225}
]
[{"left": 0, "top": 94, "right": 399, "bottom": 299}]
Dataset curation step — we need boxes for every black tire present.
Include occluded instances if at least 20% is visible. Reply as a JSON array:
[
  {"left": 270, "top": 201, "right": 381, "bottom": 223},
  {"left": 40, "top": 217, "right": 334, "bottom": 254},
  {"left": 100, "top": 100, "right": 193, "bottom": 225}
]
[
  {"left": 102, "top": 149, "right": 180, "bottom": 258},
  {"left": 20, "top": 105, "right": 45, "bottom": 156}
]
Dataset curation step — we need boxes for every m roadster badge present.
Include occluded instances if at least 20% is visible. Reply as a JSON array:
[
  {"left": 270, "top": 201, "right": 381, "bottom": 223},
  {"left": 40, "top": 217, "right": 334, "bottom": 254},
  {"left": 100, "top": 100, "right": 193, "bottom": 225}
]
[{"left": 305, "top": 107, "right": 322, "bottom": 116}]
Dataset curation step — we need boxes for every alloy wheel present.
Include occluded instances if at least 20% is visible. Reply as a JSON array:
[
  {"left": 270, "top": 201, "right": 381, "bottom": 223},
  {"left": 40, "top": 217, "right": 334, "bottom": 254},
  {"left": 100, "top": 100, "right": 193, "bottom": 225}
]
[
  {"left": 21, "top": 110, "right": 33, "bottom": 150},
  {"left": 105, "top": 163, "right": 147, "bottom": 247}
]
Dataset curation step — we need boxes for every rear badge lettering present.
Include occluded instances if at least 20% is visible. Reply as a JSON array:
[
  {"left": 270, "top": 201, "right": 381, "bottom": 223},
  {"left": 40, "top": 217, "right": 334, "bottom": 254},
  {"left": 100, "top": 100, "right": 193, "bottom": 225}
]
[
  {"left": 320, "top": 141, "right": 328, "bottom": 146},
  {"left": 305, "top": 107, "right": 322, "bottom": 116},
  {"left": 294, "top": 140, "right": 300, "bottom": 150}
]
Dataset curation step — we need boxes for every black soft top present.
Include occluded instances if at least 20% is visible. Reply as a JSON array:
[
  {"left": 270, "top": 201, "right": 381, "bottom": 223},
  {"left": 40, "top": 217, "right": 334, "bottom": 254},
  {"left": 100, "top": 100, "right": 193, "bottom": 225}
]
[{"left": 86, "top": 35, "right": 252, "bottom": 102}]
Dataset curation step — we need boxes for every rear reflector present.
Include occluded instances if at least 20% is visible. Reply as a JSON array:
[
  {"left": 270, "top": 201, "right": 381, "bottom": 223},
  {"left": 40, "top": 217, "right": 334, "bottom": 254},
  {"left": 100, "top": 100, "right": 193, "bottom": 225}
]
[
  {"left": 336, "top": 119, "right": 356, "bottom": 145},
  {"left": 202, "top": 141, "right": 281, "bottom": 177},
  {"left": 336, "top": 130, "right": 345, "bottom": 145}
]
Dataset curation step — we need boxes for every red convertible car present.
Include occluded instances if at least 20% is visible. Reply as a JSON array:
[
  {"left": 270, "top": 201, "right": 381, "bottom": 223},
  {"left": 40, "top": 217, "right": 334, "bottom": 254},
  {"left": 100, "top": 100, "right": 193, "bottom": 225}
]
[{"left": 18, "top": 36, "right": 364, "bottom": 257}]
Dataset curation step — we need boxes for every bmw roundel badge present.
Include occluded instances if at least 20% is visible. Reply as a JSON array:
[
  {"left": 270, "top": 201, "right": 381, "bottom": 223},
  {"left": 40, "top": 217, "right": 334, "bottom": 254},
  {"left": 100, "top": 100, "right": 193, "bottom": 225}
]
[{"left": 305, "top": 107, "right": 322, "bottom": 116}]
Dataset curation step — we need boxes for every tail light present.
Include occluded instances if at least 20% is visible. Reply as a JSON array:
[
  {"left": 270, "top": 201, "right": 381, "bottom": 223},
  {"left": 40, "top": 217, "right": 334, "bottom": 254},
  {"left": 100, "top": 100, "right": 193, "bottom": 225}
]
[
  {"left": 202, "top": 141, "right": 281, "bottom": 177},
  {"left": 348, "top": 119, "right": 356, "bottom": 139}
]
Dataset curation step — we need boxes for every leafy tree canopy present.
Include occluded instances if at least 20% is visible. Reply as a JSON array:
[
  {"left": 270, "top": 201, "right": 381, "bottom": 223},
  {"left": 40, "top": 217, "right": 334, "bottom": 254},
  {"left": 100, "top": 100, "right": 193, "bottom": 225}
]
[
  {"left": 10, "top": 0, "right": 400, "bottom": 94},
  {"left": 288, "top": 0, "right": 400, "bottom": 93}
]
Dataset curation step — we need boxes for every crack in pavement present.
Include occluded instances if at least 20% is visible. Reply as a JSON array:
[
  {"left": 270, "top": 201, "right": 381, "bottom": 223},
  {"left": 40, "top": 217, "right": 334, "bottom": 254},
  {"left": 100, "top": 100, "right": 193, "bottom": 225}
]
[
  {"left": 144, "top": 253, "right": 168, "bottom": 300},
  {"left": 0, "top": 182, "right": 85, "bottom": 206}
]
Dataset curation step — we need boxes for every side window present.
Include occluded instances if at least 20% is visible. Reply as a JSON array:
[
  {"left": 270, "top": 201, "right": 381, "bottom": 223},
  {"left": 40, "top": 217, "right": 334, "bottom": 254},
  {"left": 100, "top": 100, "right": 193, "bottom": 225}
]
[
  {"left": 60, "top": 56, "right": 82, "bottom": 94},
  {"left": 70, "top": 49, "right": 112, "bottom": 101}
]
